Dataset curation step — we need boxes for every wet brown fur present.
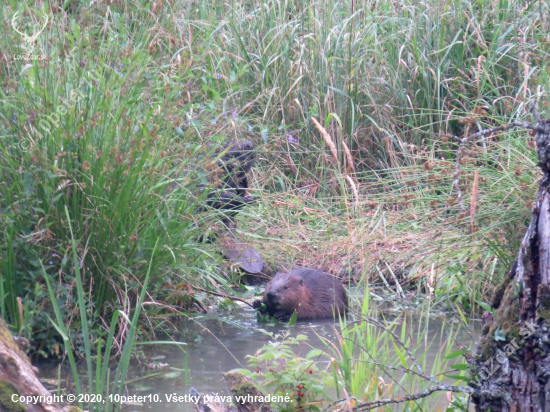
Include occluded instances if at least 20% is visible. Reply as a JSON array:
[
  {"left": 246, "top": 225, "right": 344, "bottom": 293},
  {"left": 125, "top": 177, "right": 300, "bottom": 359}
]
[{"left": 257, "top": 267, "right": 348, "bottom": 320}]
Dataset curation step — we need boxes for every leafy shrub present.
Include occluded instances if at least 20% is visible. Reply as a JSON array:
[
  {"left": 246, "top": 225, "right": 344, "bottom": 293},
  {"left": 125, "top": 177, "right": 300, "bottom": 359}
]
[{"left": 235, "top": 331, "right": 334, "bottom": 412}]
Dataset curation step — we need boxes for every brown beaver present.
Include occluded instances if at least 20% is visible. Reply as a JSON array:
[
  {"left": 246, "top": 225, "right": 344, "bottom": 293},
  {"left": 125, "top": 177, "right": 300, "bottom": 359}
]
[{"left": 253, "top": 267, "right": 348, "bottom": 321}]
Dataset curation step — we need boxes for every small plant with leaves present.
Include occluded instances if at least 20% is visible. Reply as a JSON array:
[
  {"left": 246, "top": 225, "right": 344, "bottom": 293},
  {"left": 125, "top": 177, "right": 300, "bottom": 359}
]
[{"left": 234, "top": 331, "right": 334, "bottom": 412}]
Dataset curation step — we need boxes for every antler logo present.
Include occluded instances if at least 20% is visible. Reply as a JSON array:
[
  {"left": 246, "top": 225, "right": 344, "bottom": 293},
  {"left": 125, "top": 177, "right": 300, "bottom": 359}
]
[{"left": 11, "top": 10, "right": 49, "bottom": 55}]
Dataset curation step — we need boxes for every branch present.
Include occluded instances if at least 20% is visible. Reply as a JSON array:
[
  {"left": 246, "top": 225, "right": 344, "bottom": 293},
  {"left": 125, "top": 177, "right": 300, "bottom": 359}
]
[
  {"left": 354, "top": 385, "right": 466, "bottom": 410},
  {"left": 531, "top": 95, "right": 542, "bottom": 123},
  {"left": 190, "top": 284, "right": 255, "bottom": 308}
]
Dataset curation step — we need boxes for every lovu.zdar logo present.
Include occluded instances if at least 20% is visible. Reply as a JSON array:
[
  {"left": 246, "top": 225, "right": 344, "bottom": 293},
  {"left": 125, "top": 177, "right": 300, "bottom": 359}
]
[{"left": 11, "top": 9, "right": 49, "bottom": 57}]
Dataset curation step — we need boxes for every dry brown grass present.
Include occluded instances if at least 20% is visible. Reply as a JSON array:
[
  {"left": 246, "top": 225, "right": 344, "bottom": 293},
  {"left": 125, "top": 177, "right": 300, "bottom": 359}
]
[{"left": 228, "top": 138, "right": 539, "bottom": 303}]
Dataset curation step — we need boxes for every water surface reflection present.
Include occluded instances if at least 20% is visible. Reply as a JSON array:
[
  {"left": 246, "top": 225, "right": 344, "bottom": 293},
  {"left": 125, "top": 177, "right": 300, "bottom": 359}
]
[{"left": 125, "top": 304, "right": 479, "bottom": 411}]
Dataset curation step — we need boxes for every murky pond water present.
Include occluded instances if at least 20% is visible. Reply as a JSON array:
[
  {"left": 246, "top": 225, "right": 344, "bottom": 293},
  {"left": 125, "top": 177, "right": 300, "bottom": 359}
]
[
  {"left": 136, "top": 307, "right": 348, "bottom": 409},
  {"left": 37, "top": 298, "right": 480, "bottom": 411}
]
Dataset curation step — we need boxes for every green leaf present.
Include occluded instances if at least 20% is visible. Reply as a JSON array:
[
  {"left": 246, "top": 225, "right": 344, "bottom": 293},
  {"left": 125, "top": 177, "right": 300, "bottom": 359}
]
[
  {"left": 445, "top": 350, "right": 470, "bottom": 359},
  {"left": 392, "top": 344, "right": 407, "bottom": 368},
  {"left": 45, "top": 314, "right": 69, "bottom": 341},
  {"left": 477, "top": 301, "right": 492, "bottom": 312},
  {"left": 288, "top": 311, "right": 298, "bottom": 326},
  {"left": 444, "top": 374, "right": 471, "bottom": 382},
  {"left": 455, "top": 303, "right": 468, "bottom": 326},
  {"left": 306, "top": 349, "right": 323, "bottom": 358}
]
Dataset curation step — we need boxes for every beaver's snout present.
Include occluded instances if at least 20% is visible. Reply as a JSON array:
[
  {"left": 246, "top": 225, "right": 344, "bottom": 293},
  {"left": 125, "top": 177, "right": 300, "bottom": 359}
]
[{"left": 266, "top": 291, "right": 278, "bottom": 305}]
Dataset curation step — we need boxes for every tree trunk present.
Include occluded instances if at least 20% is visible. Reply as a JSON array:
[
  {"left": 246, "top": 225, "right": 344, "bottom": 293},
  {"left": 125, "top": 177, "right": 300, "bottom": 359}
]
[
  {"left": 470, "top": 117, "right": 550, "bottom": 411},
  {"left": 0, "top": 318, "right": 76, "bottom": 412}
]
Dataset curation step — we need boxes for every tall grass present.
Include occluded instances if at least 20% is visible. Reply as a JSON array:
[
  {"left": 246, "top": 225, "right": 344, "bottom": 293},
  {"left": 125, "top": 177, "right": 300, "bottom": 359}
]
[
  {"left": 1, "top": 0, "right": 549, "bottom": 355},
  {"left": 43, "top": 207, "right": 156, "bottom": 411},
  {"left": 167, "top": 0, "right": 547, "bottom": 310},
  {"left": 165, "top": 0, "right": 550, "bottom": 169},
  {"left": 0, "top": 1, "right": 224, "bottom": 351}
]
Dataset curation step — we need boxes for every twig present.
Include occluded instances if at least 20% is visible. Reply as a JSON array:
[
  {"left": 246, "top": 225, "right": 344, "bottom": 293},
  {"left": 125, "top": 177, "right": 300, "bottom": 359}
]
[
  {"left": 190, "top": 285, "right": 255, "bottom": 308},
  {"left": 375, "top": 265, "right": 393, "bottom": 294},
  {"left": 320, "top": 397, "right": 361, "bottom": 412},
  {"left": 354, "top": 384, "right": 465, "bottom": 410},
  {"left": 350, "top": 356, "right": 449, "bottom": 382},
  {"left": 531, "top": 94, "right": 542, "bottom": 123},
  {"left": 416, "top": 130, "right": 462, "bottom": 141},
  {"left": 383, "top": 260, "right": 405, "bottom": 298}
]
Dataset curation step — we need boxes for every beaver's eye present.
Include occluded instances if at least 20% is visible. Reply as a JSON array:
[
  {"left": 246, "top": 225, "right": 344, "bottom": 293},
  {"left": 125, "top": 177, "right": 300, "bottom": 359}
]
[{"left": 284, "top": 285, "right": 288, "bottom": 289}]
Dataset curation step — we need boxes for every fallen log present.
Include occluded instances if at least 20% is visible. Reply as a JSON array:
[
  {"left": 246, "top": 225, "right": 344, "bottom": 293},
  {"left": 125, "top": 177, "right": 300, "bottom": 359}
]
[{"left": 0, "top": 318, "right": 80, "bottom": 412}]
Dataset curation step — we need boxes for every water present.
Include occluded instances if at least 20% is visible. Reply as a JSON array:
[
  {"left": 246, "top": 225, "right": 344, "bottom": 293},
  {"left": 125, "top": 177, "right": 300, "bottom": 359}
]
[
  {"left": 132, "top": 306, "right": 345, "bottom": 411},
  {"left": 36, "top": 301, "right": 480, "bottom": 411},
  {"left": 126, "top": 303, "right": 478, "bottom": 411}
]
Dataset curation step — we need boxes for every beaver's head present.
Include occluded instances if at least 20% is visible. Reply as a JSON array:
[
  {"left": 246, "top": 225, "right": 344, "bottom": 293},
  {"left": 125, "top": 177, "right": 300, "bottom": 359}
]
[
  {"left": 265, "top": 272, "right": 306, "bottom": 313},
  {"left": 218, "top": 140, "right": 256, "bottom": 174}
]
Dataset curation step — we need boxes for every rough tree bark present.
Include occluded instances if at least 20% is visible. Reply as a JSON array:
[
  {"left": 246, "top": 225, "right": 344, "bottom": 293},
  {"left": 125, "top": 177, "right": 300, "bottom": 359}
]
[
  {"left": 470, "top": 113, "right": 550, "bottom": 411},
  {"left": 0, "top": 318, "right": 78, "bottom": 412}
]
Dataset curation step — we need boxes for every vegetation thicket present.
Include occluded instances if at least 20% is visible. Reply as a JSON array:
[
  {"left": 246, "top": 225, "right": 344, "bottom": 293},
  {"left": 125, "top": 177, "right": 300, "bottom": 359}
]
[{"left": 0, "top": 0, "right": 548, "bottom": 367}]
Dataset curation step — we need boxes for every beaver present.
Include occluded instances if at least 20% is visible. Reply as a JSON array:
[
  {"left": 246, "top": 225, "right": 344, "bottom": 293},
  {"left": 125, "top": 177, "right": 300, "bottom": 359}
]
[
  {"left": 165, "top": 140, "right": 255, "bottom": 234},
  {"left": 253, "top": 267, "right": 348, "bottom": 321},
  {"left": 206, "top": 140, "right": 255, "bottom": 213},
  {"left": 165, "top": 140, "right": 255, "bottom": 212}
]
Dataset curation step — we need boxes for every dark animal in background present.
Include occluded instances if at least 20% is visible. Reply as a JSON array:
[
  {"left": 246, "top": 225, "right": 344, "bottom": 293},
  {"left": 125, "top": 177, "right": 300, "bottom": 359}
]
[
  {"left": 207, "top": 140, "right": 255, "bottom": 215},
  {"left": 165, "top": 140, "right": 255, "bottom": 216},
  {"left": 253, "top": 267, "right": 348, "bottom": 321},
  {"left": 164, "top": 140, "right": 260, "bottom": 270},
  {"left": 207, "top": 141, "right": 262, "bottom": 275}
]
